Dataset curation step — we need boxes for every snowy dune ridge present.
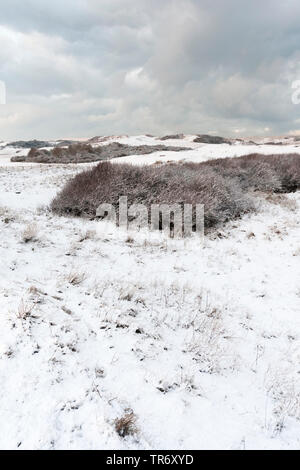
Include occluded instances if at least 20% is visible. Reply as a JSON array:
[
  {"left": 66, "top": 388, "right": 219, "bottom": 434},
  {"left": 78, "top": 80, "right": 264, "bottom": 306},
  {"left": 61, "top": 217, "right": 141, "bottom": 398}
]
[
  {"left": 2, "top": 133, "right": 300, "bottom": 166},
  {"left": 0, "top": 136, "right": 300, "bottom": 449}
]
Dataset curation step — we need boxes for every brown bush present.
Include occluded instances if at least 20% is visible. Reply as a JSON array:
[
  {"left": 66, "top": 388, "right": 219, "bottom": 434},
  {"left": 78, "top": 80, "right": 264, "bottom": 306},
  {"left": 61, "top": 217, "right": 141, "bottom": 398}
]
[
  {"left": 114, "top": 412, "right": 137, "bottom": 438},
  {"left": 51, "top": 161, "right": 254, "bottom": 229},
  {"left": 18, "top": 142, "right": 191, "bottom": 164},
  {"left": 205, "top": 153, "right": 300, "bottom": 193},
  {"left": 51, "top": 153, "right": 300, "bottom": 230}
]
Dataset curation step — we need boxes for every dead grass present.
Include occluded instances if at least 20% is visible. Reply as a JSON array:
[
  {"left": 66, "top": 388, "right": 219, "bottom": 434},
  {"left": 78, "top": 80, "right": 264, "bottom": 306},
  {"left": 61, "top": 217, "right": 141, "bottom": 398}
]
[
  {"left": 65, "top": 270, "right": 87, "bottom": 286},
  {"left": 263, "top": 193, "right": 298, "bottom": 211},
  {"left": 78, "top": 229, "right": 96, "bottom": 242},
  {"left": 114, "top": 411, "right": 137, "bottom": 438},
  {"left": 266, "top": 369, "right": 300, "bottom": 435},
  {"left": 21, "top": 223, "right": 38, "bottom": 243},
  {"left": 17, "top": 298, "right": 36, "bottom": 320},
  {"left": 0, "top": 207, "right": 17, "bottom": 224}
]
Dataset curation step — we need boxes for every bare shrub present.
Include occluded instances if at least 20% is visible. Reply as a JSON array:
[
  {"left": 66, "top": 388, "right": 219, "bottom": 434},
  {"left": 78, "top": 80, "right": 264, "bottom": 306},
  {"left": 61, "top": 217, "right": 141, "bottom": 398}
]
[
  {"left": 21, "top": 223, "right": 38, "bottom": 243},
  {"left": 114, "top": 411, "right": 137, "bottom": 438},
  {"left": 205, "top": 157, "right": 281, "bottom": 192},
  {"left": 65, "top": 270, "right": 86, "bottom": 286},
  {"left": 118, "top": 287, "right": 135, "bottom": 301},
  {"left": 266, "top": 369, "right": 300, "bottom": 435},
  {"left": 263, "top": 193, "right": 298, "bottom": 211},
  {"left": 78, "top": 229, "right": 96, "bottom": 242},
  {"left": 51, "top": 153, "right": 300, "bottom": 231},
  {"left": 0, "top": 207, "right": 17, "bottom": 224},
  {"left": 27, "top": 148, "right": 39, "bottom": 159},
  {"left": 18, "top": 142, "right": 190, "bottom": 164},
  {"left": 51, "top": 161, "right": 254, "bottom": 230},
  {"left": 159, "top": 133, "right": 185, "bottom": 140},
  {"left": 17, "top": 298, "right": 36, "bottom": 320},
  {"left": 205, "top": 152, "right": 300, "bottom": 193},
  {"left": 193, "top": 134, "right": 230, "bottom": 144}
]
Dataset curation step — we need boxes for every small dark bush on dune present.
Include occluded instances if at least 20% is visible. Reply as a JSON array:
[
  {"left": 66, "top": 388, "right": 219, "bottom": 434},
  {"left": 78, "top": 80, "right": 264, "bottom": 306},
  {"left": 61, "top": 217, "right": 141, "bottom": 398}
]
[
  {"left": 159, "top": 134, "right": 185, "bottom": 140},
  {"left": 193, "top": 135, "right": 231, "bottom": 144}
]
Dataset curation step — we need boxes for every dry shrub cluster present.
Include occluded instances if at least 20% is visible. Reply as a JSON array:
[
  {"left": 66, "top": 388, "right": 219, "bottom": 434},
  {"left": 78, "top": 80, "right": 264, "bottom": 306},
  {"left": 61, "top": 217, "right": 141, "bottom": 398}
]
[
  {"left": 205, "top": 152, "right": 300, "bottom": 193},
  {"left": 11, "top": 142, "right": 190, "bottom": 164},
  {"left": 51, "top": 153, "right": 300, "bottom": 230},
  {"left": 114, "top": 412, "right": 137, "bottom": 438}
]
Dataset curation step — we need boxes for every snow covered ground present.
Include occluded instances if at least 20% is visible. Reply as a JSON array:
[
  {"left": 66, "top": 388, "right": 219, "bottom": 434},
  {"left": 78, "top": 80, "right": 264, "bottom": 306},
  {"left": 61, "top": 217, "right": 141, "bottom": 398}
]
[
  {"left": 100, "top": 134, "right": 300, "bottom": 166},
  {"left": 2, "top": 133, "right": 300, "bottom": 167},
  {"left": 0, "top": 139, "right": 300, "bottom": 449}
]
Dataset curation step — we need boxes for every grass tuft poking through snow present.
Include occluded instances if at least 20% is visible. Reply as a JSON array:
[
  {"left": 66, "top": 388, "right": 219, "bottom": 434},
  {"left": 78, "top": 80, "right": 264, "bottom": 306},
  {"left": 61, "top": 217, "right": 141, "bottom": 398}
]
[
  {"left": 65, "top": 270, "right": 87, "bottom": 286},
  {"left": 114, "top": 411, "right": 138, "bottom": 438},
  {"left": 21, "top": 222, "right": 38, "bottom": 243},
  {"left": 17, "top": 298, "right": 36, "bottom": 320}
]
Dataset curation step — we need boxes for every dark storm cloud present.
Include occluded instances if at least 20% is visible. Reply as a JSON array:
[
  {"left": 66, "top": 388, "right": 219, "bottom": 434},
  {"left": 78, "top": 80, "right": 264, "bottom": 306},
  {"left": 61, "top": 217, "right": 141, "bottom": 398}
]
[{"left": 0, "top": 0, "right": 300, "bottom": 139}]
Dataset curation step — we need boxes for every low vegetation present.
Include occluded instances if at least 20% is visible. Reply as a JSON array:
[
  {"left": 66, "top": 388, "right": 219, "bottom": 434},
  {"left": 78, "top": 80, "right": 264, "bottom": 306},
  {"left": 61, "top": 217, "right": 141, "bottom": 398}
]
[
  {"left": 11, "top": 142, "right": 191, "bottom": 164},
  {"left": 193, "top": 134, "right": 231, "bottom": 144},
  {"left": 205, "top": 152, "right": 300, "bottom": 193},
  {"left": 21, "top": 223, "right": 38, "bottom": 243},
  {"left": 114, "top": 412, "right": 138, "bottom": 438},
  {"left": 51, "top": 153, "right": 300, "bottom": 230}
]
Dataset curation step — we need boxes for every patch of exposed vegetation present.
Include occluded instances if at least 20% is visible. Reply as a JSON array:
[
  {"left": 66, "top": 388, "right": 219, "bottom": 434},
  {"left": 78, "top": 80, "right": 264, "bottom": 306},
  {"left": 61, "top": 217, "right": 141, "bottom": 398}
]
[
  {"left": 51, "top": 153, "right": 300, "bottom": 231},
  {"left": 11, "top": 142, "right": 191, "bottom": 164}
]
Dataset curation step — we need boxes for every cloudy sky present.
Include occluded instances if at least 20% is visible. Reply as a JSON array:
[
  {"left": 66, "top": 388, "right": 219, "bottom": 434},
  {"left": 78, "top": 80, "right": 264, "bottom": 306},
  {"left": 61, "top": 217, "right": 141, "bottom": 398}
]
[{"left": 0, "top": 0, "right": 300, "bottom": 140}]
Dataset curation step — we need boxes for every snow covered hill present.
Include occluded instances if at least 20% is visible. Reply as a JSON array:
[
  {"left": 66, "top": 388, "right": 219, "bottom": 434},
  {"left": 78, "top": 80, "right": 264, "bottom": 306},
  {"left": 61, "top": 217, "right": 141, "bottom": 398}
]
[{"left": 0, "top": 138, "right": 300, "bottom": 449}]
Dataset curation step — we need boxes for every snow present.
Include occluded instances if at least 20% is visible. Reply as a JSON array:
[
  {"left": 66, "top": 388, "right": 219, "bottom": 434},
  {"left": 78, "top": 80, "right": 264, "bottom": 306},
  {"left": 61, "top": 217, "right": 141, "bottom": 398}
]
[
  {"left": 75, "top": 134, "right": 300, "bottom": 166},
  {"left": 0, "top": 138, "right": 300, "bottom": 449},
  {"left": 110, "top": 135, "right": 300, "bottom": 166},
  {"left": 2, "top": 134, "right": 300, "bottom": 167}
]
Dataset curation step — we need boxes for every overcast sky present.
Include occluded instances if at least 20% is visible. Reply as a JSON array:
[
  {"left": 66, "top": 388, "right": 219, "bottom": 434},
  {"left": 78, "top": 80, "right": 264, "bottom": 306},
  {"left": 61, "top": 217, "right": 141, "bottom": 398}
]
[{"left": 0, "top": 0, "right": 300, "bottom": 140}]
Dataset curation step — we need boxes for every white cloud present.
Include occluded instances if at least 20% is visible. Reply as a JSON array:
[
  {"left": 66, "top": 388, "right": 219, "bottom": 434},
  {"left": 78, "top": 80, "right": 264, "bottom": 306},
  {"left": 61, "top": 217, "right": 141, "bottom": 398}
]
[
  {"left": 0, "top": 0, "right": 300, "bottom": 139},
  {"left": 124, "top": 67, "right": 156, "bottom": 91}
]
